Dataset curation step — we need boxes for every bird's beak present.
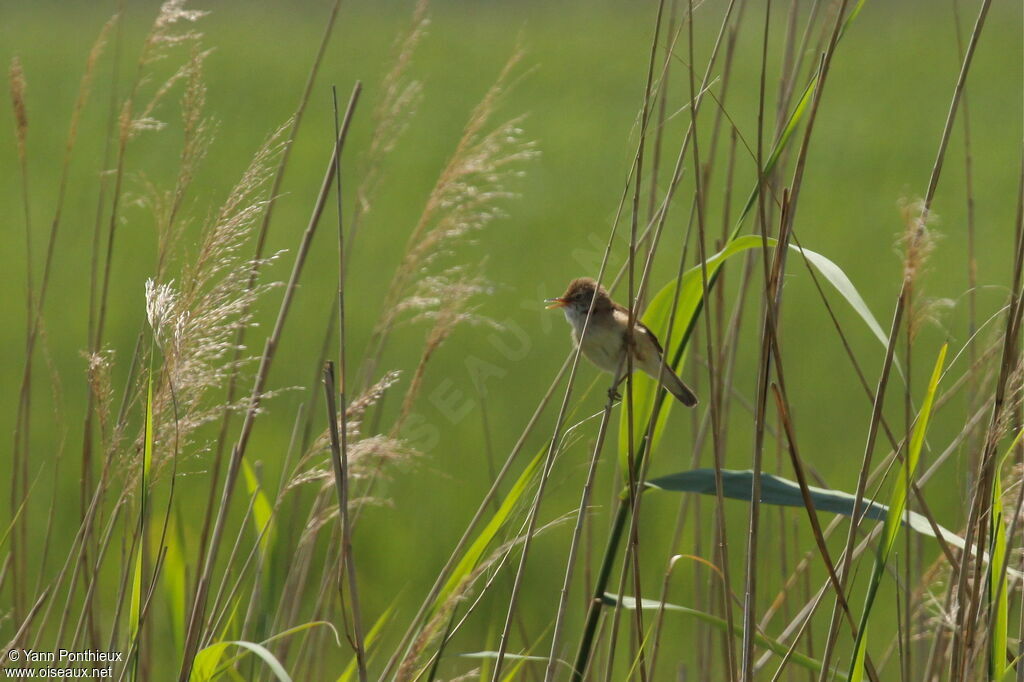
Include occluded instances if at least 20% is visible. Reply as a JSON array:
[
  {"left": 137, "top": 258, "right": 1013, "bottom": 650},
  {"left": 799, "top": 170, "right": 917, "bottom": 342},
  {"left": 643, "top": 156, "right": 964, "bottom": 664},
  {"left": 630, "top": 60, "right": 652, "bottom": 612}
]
[{"left": 545, "top": 297, "right": 568, "bottom": 309}]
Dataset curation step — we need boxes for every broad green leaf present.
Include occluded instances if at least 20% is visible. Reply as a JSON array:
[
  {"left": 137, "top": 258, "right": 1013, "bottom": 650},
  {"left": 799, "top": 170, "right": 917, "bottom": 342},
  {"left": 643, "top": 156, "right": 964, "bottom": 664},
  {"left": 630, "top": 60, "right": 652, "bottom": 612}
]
[
  {"left": 989, "top": 430, "right": 1022, "bottom": 681},
  {"left": 850, "top": 630, "right": 867, "bottom": 682},
  {"left": 622, "top": 0, "right": 882, "bottom": 470},
  {"left": 191, "top": 642, "right": 230, "bottom": 682},
  {"left": 128, "top": 544, "right": 144, "bottom": 646},
  {"left": 129, "top": 370, "right": 155, "bottom": 668},
  {"left": 849, "top": 344, "right": 945, "bottom": 680},
  {"left": 242, "top": 458, "right": 276, "bottom": 560},
  {"left": 154, "top": 512, "right": 187, "bottom": 653},
  {"left": 207, "top": 622, "right": 339, "bottom": 682},
  {"left": 195, "top": 640, "right": 291, "bottom": 682},
  {"left": 645, "top": 466, "right": 1015, "bottom": 575},
  {"left": 990, "top": 463, "right": 1008, "bottom": 681},
  {"left": 602, "top": 593, "right": 846, "bottom": 679},
  {"left": 620, "top": 236, "right": 762, "bottom": 471},
  {"left": 623, "top": 237, "right": 893, "bottom": 473}
]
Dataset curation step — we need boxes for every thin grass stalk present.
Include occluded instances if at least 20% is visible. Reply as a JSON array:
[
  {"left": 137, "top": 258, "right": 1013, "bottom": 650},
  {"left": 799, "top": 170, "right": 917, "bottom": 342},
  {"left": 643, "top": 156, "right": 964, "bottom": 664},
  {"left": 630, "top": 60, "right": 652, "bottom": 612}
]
[
  {"left": 197, "top": 0, "right": 343, "bottom": 584},
  {"left": 784, "top": 226, "right": 965, "bottom": 575},
  {"left": 817, "top": 291, "right": 905, "bottom": 678},
  {"left": 177, "top": 89, "right": 362, "bottom": 679},
  {"left": 544, "top": 399, "right": 617, "bottom": 681},
  {"left": 206, "top": 410, "right": 304, "bottom": 644},
  {"left": 574, "top": 0, "right": 749, "bottom": 675},
  {"left": 76, "top": 1, "right": 170, "bottom": 649},
  {"left": 685, "top": 0, "right": 738, "bottom": 676},
  {"left": 952, "top": 152, "right": 1023, "bottom": 680},
  {"left": 902, "top": 280, "right": 915, "bottom": 682},
  {"left": 488, "top": 192, "right": 627, "bottom": 682},
  {"left": 327, "top": 80, "right": 366, "bottom": 682},
  {"left": 381, "top": 358, "right": 569, "bottom": 679},
  {"left": 608, "top": 171, "right": 695, "bottom": 682},
  {"left": 763, "top": 337, "right": 997, "bottom": 673},
  {"left": 760, "top": 398, "right": 994, "bottom": 677},
  {"left": 951, "top": 0, "right": 980, "bottom": 452},
  {"left": 646, "top": 0, "right": 678, "bottom": 223},
  {"left": 78, "top": 23, "right": 126, "bottom": 633},
  {"left": 885, "top": 0, "right": 997, "bottom": 672},
  {"left": 204, "top": 492, "right": 265, "bottom": 641},
  {"left": 8, "top": 54, "right": 32, "bottom": 627},
  {"left": 740, "top": 0, "right": 776, "bottom": 676},
  {"left": 485, "top": 26, "right": 681, "bottom": 678},
  {"left": 618, "top": 3, "right": 670, "bottom": 679},
  {"left": 1015, "top": 169, "right": 1024, "bottom": 682},
  {"left": 0, "top": 588, "right": 49, "bottom": 665},
  {"left": 324, "top": 362, "right": 367, "bottom": 681}
]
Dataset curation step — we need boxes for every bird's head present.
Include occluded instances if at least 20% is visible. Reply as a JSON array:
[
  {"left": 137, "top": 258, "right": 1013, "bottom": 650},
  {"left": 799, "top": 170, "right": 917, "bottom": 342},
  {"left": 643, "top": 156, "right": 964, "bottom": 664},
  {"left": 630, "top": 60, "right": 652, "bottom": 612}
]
[{"left": 545, "top": 277, "right": 614, "bottom": 318}]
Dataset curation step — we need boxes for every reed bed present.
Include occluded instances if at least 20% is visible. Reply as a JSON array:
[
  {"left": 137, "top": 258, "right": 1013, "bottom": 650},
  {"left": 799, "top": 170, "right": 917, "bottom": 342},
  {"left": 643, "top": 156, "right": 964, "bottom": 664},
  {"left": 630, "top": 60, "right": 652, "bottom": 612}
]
[{"left": 1, "top": 0, "right": 1021, "bottom": 680}]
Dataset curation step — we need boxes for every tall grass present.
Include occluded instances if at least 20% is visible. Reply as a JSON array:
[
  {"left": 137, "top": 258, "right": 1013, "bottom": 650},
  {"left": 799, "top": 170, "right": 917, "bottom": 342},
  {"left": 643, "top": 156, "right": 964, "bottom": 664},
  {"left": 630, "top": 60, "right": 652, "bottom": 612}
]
[{"left": 2, "top": 0, "right": 1021, "bottom": 680}]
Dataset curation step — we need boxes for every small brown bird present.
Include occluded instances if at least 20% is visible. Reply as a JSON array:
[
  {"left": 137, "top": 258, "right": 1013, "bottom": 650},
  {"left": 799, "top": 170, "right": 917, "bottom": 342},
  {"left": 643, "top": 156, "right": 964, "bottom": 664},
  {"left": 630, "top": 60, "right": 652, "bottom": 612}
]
[{"left": 546, "top": 277, "right": 698, "bottom": 406}]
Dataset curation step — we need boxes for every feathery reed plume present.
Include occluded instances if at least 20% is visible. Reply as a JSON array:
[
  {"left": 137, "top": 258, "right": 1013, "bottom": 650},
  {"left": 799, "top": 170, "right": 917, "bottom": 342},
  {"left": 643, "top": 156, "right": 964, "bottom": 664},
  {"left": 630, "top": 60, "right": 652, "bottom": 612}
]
[
  {"left": 149, "top": 45, "right": 215, "bottom": 273},
  {"left": 8, "top": 57, "right": 28, "bottom": 164},
  {"left": 288, "top": 371, "right": 411, "bottom": 496},
  {"left": 84, "top": 352, "right": 115, "bottom": 457},
  {"left": 898, "top": 197, "right": 939, "bottom": 283},
  {"left": 897, "top": 197, "right": 950, "bottom": 341},
  {"left": 137, "top": 122, "right": 289, "bottom": 480},
  {"left": 356, "top": 0, "right": 429, "bottom": 224},
  {"left": 8, "top": 53, "right": 32, "bottom": 626},
  {"left": 140, "top": 0, "right": 208, "bottom": 66},
  {"left": 361, "top": 49, "right": 537, "bottom": 387}
]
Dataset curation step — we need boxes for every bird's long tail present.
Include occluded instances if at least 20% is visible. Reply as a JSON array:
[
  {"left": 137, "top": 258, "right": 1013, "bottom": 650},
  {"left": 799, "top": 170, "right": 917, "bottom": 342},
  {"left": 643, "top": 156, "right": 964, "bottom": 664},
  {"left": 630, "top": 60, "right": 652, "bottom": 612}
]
[{"left": 645, "top": 362, "right": 698, "bottom": 407}]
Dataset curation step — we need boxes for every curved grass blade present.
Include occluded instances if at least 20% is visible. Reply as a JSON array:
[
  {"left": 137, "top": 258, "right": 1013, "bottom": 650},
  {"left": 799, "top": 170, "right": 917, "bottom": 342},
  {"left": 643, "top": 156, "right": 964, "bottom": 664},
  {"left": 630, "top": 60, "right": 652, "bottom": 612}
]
[
  {"left": 241, "top": 459, "right": 276, "bottom": 560},
  {"left": 461, "top": 652, "right": 548, "bottom": 663},
  {"left": 848, "top": 344, "right": 946, "bottom": 680},
  {"left": 989, "top": 430, "right": 1022, "bottom": 681},
  {"left": 198, "top": 621, "right": 340, "bottom": 682},
  {"left": 129, "top": 370, "right": 155, "bottom": 679},
  {"left": 197, "top": 640, "right": 291, "bottom": 682},
  {"left": 461, "top": 650, "right": 563, "bottom": 680},
  {"left": 154, "top": 511, "right": 187, "bottom": 653},
  {"left": 601, "top": 593, "right": 846, "bottom": 679}
]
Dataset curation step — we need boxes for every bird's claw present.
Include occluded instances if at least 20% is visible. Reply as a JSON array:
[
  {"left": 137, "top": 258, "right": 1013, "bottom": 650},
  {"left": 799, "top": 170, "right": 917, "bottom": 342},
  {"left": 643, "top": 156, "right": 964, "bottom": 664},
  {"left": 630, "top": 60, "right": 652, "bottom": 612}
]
[{"left": 607, "top": 387, "right": 622, "bottom": 402}]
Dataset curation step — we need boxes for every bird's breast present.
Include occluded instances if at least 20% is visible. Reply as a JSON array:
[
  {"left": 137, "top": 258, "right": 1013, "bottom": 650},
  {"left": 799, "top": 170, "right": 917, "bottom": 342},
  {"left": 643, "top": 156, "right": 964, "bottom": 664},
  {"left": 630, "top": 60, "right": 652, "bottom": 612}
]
[{"left": 567, "top": 312, "right": 626, "bottom": 374}]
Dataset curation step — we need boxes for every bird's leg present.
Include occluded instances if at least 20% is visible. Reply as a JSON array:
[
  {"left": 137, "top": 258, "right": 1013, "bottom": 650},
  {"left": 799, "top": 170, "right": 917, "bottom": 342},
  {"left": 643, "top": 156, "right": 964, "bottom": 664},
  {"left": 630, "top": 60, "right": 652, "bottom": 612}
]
[{"left": 607, "top": 356, "right": 628, "bottom": 403}]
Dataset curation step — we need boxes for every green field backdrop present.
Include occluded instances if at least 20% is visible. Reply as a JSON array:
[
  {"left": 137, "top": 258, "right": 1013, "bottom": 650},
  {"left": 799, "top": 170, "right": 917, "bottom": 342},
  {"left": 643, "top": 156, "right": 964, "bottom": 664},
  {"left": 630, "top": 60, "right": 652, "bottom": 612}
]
[{"left": 1, "top": 0, "right": 1022, "bottom": 679}]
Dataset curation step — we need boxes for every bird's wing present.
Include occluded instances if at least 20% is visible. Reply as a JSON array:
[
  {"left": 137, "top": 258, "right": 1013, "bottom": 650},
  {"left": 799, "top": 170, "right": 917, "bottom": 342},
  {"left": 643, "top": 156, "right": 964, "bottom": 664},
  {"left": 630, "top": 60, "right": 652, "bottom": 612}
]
[{"left": 611, "top": 304, "right": 665, "bottom": 362}]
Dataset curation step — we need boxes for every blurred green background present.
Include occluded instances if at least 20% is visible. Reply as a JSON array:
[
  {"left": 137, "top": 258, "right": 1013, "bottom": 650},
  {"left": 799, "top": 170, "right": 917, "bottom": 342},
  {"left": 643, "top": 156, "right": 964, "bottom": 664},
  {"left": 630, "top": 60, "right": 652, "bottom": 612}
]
[{"left": 1, "top": 0, "right": 1021, "bottom": 677}]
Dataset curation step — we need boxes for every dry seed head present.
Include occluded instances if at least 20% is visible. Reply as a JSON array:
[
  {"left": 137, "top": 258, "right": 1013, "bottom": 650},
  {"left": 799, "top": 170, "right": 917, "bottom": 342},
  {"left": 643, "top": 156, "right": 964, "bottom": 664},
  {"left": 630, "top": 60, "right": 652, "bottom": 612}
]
[
  {"left": 993, "top": 360, "right": 1024, "bottom": 440},
  {"left": 143, "top": 0, "right": 208, "bottom": 64},
  {"left": 375, "top": 50, "right": 536, "bottom": 340},
  {"left": 145, "top": 278, "right": 180, "bottom": 348},
  {"left": 8, "top": 57, "right": 28, "bottom": 159},
  {"left": 897, "top": 196, "right": 940, "bottom": 284},
  {"left": 347, "top": 369, "right": 402, "bottom": 435},
  {"left": 65, "top": 15, "right": 117, "bottom": 154},
  {"left": 85, "top": 351, "right": 115, "bottom": 440},
  {"left": 124, "top": 124, "right": 288, "bottom": 486}
]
